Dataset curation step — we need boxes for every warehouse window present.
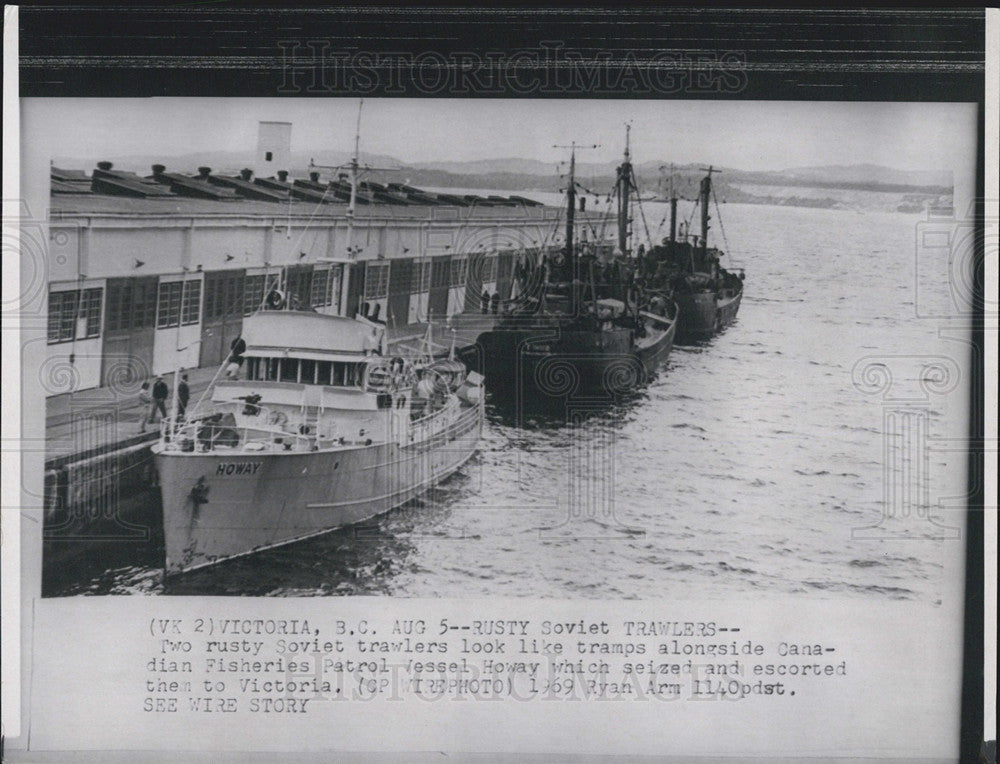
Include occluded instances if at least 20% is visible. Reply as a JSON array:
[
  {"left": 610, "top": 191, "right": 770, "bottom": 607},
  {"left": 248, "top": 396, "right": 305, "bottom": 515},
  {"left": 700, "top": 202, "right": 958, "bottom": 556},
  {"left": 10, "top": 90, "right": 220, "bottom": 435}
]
[
  {"left": 311, "top": 267, "right": 329, "bottom": 306},
  {"left": 364, "top": 261, "right": 390, "bottom": 300},
  {"left": 80, "top": 288, "right": 103, "bottom": 337},
  {"left": 243, "top": 274, "right": 266, "bottom": 315},
  {"left": 182, "top": 280, "right": 201, "bottom": 325},
  {"left": 47, "top": 288, "right": 103, "bottom": 344},
  {"left": 311, "top": 266, "right": 331, "bottom": 307},
  {"left": 47, "top": 290, "right": 78, "bottom": 344},
  {"left": 158, "top": 280, "right": 201, "bottom": 329},
  {"left": 157, "top": 282, "right": 181, "bottom": 329}
]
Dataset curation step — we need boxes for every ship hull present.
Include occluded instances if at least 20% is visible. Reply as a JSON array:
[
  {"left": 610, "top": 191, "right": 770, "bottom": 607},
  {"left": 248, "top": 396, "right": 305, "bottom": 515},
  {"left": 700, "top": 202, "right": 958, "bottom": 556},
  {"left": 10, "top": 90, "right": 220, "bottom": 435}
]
[
  {"left": 462, "top": 317, "right": 675, "bottom": 399},
  {"left": 155, "top": 404, "right": 480, "bottom": 575},
  {"left": 675, "top": 288, "right": 742, "bottom": 343}
]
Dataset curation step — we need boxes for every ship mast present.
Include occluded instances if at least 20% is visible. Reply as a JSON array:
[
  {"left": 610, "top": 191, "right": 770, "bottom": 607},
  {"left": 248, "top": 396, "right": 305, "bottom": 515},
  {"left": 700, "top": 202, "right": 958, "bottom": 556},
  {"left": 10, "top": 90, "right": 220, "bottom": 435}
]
[
  {"left": 567, "top": 145, "right": 576, "bottom": 281},
  {"left": 347, "top": 99, "right": 363, "bottom": 230},
  {"left": 668, "top": 163, "right": 678, "bottom": 244},
  {"left": 311, "top": 100, "right": 398, "bottom": 317},
  {"left": 344, "top": 100, "right": 363, "bottom": 314},
  {"left": 698, "top": 165, "right": 718, "bottom": 256},
  {"left": 616, "top": 124, "right": 632, "bottom": 256},
  {"left": 554, "top": 141, "right": 598, "bottom": 315}
]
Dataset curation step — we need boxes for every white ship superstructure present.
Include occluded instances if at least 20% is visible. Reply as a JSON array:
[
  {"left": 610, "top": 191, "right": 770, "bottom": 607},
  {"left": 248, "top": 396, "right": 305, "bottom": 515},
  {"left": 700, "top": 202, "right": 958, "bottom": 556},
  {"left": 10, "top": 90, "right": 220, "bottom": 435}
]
[{"left": 153, "top": 309, "right": 483, "bottom": 574}]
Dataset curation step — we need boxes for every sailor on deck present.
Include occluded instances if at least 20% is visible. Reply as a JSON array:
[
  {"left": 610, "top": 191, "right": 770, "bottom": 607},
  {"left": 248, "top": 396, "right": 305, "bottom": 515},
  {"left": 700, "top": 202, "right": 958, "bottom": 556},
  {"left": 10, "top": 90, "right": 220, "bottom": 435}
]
[{"left": 364, "top": 326, "right": 384, "bottom": 356}]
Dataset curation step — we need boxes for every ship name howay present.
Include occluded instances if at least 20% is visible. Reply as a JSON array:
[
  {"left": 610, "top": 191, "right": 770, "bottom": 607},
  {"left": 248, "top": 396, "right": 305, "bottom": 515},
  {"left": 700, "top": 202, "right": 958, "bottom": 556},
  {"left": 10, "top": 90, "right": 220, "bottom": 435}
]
[{"left": 215, "top": 461, "right": 263, "bottom": 476}]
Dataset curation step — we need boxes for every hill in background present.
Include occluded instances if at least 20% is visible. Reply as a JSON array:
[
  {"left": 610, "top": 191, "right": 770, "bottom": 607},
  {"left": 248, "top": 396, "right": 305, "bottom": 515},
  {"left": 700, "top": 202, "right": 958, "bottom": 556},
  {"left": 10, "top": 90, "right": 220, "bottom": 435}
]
[{"left": 52, "top": 152, "right": 953, "bottom": 213}]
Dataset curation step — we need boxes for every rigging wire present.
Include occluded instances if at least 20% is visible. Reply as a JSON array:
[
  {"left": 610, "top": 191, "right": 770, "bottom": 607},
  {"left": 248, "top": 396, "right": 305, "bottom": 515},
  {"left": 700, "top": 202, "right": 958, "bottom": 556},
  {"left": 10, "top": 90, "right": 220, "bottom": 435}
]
[
  {"left": 683, "top": 197, "right": 698, "bottom": 239},
  {"left": 628, "top": 169, "right": 654, "bottom": 249},
  {"left": 579, "top": 180, "right": 616, "bottom": 244},
  {"left": 575, "top": 181, "right": 613, "bottom": 244},
  {"left": 256, "top": 178, "right": 338, "bottom": 313},
  {"left": 710, "top": 183, "right": 733, "bottom": 256}
]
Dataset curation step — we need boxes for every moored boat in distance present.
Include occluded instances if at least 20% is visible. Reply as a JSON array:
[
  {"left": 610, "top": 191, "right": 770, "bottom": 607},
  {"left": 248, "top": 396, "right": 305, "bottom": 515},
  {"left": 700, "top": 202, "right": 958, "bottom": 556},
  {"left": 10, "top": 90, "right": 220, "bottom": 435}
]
[
  {"left": 461, "top": 131, "right": 677, "bottom": 400},
  {"left": 153, "top": 308, "right": 483, "bottom": 576},
  {"left": 645, "top": 166, "right": 744, "bottom": 343}
]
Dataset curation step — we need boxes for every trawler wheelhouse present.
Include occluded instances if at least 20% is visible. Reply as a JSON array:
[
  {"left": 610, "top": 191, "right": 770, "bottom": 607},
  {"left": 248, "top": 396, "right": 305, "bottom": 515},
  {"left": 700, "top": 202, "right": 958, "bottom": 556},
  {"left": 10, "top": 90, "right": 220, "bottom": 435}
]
[{"left": 157, "top": 310, "right": 479, "bottom": 456}]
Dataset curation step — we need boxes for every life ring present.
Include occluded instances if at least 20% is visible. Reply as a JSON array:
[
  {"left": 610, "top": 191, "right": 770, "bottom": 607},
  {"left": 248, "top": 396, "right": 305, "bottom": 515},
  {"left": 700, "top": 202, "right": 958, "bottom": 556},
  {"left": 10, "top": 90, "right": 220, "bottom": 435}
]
[
  {"left": 265, "top": 289, "right": 286, "bottom": 310},
  {"left": 268, "top": 410, "right": 288, "bottom": 426}
]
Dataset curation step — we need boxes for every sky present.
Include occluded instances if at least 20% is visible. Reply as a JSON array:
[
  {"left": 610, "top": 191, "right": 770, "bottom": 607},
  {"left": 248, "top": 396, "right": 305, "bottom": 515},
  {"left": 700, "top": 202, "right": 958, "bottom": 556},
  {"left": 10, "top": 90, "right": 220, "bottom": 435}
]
[{"left": 23, "top": 98, "right": 976, "bottom": 173}]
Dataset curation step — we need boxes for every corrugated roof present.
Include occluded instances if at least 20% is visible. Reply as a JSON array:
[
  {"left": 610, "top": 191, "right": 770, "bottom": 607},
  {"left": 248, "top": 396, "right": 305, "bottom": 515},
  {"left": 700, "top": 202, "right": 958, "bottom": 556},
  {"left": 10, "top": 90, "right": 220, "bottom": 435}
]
[
  {"left": 49, "top": 163, "right": 562, "bottom": 220},
  {"left": 50, "top": 167, "right": 89, "bottom": 182},
  {"left": 208, "top": 175, "right": 290, "bottom": 202},
  {"left": 50, "top": 179, "right": 92, "bottom": 194},
  {"left": 153, "top": 171, "right": 238, "bottom": 200},
  {"left": 90, "top": 167, "right": 176, "bottom": 198},
  {"left": 49, "top": 193, "right": 580, "bottom": 226},
  {"left": 289, "top": 181, "right": 347, "bottom": 205}
]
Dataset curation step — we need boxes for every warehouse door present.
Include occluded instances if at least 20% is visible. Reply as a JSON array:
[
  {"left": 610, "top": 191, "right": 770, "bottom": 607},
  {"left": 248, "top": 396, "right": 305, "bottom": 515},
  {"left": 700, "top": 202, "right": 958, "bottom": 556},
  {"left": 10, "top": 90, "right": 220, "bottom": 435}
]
[
  {"left": 387, "top": 258, "right": 413, "bottom": 329},
  {"left": 199, "top": 270, "right": 246, "bottom": 368},
  {"left": 101, "top": 277, "right": 157, "bottom": 388},
  {"left": 345, "top": 262, "right": 365, "bottom": 318},
  {"left": 428, "top": 256, "right": 451, "bottom": 321}
]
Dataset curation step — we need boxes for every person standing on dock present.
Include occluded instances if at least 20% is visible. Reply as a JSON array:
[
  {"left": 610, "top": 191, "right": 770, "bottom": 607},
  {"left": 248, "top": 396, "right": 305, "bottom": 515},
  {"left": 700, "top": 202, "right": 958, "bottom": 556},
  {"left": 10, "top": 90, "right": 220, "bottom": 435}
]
[
  {"left": 177, "top": 374, "right": 190, "bottom": 420},
  {"left": 481, "top": 288, "right": 489, "bottom": 314},
  {"left": 138, "top": 382, "right": 151, "bottom": 433},
  {"left": 490, "top": 292, "right": 500, "bottom": 315},
  {"left": 147, "top": 375, "right": 169, "bottom": 428}
]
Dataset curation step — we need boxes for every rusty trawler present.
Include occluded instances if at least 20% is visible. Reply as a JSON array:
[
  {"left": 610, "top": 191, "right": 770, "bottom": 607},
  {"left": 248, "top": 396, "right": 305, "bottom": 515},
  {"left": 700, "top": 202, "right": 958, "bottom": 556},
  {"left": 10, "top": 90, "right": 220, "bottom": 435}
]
[
  {"left": 462, "top": 132, "right": 677, "bottom": 400},
  {"left": 646, "top": 166, "right": 744, "bottom": 342}
]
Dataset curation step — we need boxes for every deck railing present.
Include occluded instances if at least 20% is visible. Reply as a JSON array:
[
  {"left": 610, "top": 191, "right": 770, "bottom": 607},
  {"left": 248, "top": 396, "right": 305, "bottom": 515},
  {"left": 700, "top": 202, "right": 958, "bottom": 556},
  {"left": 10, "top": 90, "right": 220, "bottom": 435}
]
[{"left": 157, "top": 391, "right": 479, "bottom": 455}]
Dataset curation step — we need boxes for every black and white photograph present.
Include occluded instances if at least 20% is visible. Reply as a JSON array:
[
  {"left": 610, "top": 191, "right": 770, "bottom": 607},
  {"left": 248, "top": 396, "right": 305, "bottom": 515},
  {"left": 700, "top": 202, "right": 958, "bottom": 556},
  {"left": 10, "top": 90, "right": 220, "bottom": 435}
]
[
  {"left": 32, "top": 98, "right": 975, "bottom": 601},
  {"left": 4, "top": 7, "right": 993, "bottom": 762}
]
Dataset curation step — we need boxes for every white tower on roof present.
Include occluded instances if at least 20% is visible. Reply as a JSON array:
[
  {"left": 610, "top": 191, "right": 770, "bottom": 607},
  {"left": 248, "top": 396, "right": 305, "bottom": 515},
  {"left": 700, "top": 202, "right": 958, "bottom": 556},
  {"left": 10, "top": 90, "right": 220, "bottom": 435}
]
[{"left": 254, "top": 121, "right": 292, "bottom": 179}]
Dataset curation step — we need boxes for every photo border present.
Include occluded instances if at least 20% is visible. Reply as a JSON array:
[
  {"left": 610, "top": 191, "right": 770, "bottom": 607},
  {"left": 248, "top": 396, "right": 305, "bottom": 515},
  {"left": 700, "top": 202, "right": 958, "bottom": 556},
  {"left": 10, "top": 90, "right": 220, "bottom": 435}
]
[{"left": 3, "top": 6, "right": 993, "bottom": 761}]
